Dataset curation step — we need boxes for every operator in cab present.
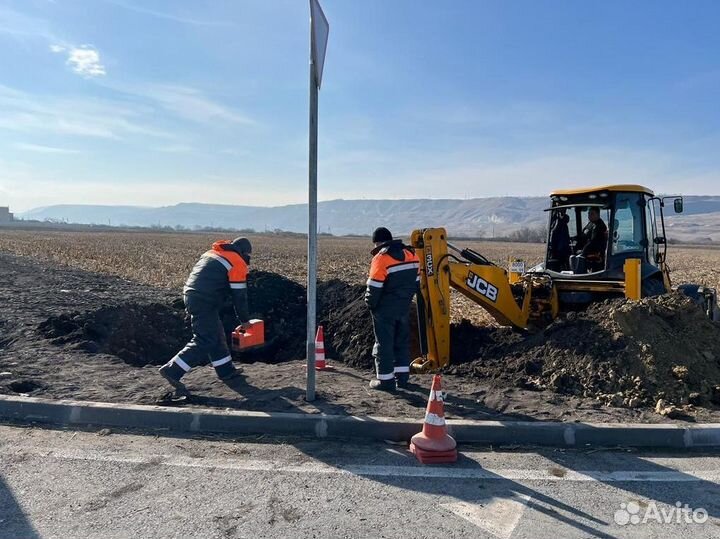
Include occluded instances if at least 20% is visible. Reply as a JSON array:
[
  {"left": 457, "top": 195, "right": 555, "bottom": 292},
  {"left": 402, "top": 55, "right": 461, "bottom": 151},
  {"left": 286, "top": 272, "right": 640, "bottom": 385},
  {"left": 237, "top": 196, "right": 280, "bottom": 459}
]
[
  {"left": 365, "top": 227, "right": 420, "bottom": 392},
  {"left": 548, "top": 210, "right": 571, "bottom": 271},
  {"left": 159, "top": 237, "right": 252, "bottom": 393},
  {"left": 578, "top": 207, "right": 608, "bottom": 272}
]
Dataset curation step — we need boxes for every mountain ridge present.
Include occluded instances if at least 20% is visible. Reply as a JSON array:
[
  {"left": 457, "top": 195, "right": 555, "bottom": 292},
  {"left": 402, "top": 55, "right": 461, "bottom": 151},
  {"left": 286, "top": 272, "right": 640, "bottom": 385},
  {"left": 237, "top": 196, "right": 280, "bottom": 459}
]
[{"left": 16, "top": 195, "right": 720, "bottom": 241}]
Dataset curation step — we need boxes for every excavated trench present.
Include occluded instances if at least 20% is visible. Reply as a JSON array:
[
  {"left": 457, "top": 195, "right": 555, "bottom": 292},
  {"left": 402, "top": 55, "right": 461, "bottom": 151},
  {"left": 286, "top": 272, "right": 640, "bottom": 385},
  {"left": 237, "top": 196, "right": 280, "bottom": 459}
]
[
  {"left": 35, "top": 271, "right": 720, "bottom": 409},
  {"left": 36, "top": 271, "right": 378, "bottom": 369}
]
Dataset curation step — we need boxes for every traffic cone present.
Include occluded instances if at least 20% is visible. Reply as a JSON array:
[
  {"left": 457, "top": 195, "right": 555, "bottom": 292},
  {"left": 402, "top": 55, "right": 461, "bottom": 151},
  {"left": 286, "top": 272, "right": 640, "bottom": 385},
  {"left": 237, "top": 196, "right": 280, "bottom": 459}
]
[
  {"left": 314, "top": 325, "right": 330, "bottom": 371},
  {"left": 410, "top": 375, "right": 457, "bottom": 464}
]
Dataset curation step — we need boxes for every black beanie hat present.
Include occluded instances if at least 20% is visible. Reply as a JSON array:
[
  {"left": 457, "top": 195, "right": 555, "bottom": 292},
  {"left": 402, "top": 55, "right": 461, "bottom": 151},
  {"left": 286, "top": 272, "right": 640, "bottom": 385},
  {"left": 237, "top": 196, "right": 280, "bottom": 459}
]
[
  {"left": 372, "top": 227, "right": 393, "bottom": 243},
  {"left": 231, "top": 237, "right": 252, "bottom": 254}
]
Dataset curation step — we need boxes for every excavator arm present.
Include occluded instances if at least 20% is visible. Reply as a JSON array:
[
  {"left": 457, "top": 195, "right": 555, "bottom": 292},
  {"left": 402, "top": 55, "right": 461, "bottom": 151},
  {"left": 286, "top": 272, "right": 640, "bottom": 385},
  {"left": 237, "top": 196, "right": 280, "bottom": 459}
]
[{"left": 410, "top": 228, "right": 558, "bottom": 373}]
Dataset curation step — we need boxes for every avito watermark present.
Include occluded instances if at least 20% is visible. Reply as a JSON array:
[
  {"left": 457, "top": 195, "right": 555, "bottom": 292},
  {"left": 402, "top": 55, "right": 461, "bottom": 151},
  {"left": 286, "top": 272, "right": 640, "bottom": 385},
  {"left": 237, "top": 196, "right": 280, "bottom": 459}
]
[{"left": 614, "top": 501, "right": 708, "bottom": 526}]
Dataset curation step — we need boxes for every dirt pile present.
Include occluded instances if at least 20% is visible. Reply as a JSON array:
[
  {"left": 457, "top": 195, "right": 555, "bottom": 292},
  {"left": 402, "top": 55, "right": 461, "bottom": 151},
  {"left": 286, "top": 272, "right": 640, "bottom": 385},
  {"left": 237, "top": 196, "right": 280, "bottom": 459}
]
[
  {"left": 319, "top": 280, "right": 373, "bottom": 368},
  {"left": 241, "top": 271, "right": 306, "bottom": 362},
  {"left": 38, "top": 303, "right": 190, "bottom": 366},
  {"left": 447, "top": 293, "right": 720, "bottom": 409}
]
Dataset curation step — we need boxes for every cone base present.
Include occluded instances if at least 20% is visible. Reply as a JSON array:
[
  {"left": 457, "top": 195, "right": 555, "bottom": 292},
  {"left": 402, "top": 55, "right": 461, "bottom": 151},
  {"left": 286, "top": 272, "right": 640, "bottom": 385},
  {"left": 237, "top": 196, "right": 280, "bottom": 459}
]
[
  {"left": 410, "top": 432, "right": 457, "bottom": 452},
  {"left": 410, "top": 442, "right": 458, "bottom": 464},
  {"left": 303, "top": 362, "right": 335, "bottom": 371}
]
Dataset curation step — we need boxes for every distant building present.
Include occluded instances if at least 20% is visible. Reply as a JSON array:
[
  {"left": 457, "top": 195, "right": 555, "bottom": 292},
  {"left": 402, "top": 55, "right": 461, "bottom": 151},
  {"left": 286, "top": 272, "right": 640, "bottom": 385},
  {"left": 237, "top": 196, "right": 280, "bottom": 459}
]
[{"left": 0, "top": 207, "right": 14, "bottom": 223}]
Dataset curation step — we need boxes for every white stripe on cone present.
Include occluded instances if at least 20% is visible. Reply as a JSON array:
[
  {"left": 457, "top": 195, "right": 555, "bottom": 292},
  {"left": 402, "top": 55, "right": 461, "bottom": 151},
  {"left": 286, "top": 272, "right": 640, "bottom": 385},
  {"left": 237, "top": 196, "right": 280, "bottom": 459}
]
[{"left": 424, "top": 412, "right": 446, "bottom": 426}]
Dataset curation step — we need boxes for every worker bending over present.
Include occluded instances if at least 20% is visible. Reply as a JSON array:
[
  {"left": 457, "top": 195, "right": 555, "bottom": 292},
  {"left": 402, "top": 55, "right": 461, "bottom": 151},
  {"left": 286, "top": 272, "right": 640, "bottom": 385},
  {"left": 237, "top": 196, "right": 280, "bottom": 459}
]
[
  {"left": 160, "top": 237, "right": 252, "bottom": 393},
  {"left": 365, "top": 227, "right": 420, "bottom": 391}
]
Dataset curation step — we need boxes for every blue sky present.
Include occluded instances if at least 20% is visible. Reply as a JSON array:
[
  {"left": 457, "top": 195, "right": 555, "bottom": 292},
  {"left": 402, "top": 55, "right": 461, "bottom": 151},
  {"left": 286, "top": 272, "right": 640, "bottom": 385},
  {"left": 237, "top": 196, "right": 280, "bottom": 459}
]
[{"left": 1, "top": 0, "right": 719, "bottom": 211}]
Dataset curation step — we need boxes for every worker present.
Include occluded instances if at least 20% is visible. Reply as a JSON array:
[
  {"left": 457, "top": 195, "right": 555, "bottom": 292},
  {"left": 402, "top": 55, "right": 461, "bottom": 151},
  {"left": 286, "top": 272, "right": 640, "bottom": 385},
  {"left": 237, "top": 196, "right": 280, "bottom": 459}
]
[
  {"left": 365, "top": 227, "right": 420, "bottom": 391},
  {"left": 548, "top": 210, "right": 571, "bottom": 270},
  {"left": 580, "top": 207, "right": 608, "bottom": 271},
  {"left": 159, "top": 237, "right": 252, "bottom": 393}
]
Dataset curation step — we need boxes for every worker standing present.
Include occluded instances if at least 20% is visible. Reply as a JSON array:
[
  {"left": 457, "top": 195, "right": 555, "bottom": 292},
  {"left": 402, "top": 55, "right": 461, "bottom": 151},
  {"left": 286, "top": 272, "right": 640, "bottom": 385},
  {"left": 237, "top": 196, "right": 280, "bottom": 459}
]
[
  {"left": 159, "top": 237, "right": 252, "bottom": 393},
  {"left": 365, "top": 227, "right": 420, "bottom": 391}
]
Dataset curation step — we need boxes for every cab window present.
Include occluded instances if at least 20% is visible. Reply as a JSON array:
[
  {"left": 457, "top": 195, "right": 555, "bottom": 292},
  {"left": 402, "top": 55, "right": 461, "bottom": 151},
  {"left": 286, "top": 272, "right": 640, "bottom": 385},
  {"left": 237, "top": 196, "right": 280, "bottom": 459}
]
[{"left": 612, "top": 193, "right": 644, "bottom": 254}]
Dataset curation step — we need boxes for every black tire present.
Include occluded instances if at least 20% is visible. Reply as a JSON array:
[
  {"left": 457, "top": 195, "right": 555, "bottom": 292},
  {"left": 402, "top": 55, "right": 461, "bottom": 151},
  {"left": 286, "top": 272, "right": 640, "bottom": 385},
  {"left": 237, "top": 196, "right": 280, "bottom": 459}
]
[{"left": 641, "top": 277, "right": 666, "bottom": 298}]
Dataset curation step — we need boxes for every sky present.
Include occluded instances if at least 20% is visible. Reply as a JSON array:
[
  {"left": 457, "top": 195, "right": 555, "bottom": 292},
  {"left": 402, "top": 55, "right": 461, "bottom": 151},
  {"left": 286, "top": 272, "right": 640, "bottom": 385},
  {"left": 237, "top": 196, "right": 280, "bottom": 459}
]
[{"left": 1, "top": 0, "right": 719, "bottom": 212}]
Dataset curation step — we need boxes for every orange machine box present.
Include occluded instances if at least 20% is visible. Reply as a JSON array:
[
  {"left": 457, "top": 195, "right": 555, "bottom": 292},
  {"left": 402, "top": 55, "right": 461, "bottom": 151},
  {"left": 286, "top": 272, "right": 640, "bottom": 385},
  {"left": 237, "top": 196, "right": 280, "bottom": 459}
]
[{"left": 231, "top": 319, "right": 265, "bottom": 351}]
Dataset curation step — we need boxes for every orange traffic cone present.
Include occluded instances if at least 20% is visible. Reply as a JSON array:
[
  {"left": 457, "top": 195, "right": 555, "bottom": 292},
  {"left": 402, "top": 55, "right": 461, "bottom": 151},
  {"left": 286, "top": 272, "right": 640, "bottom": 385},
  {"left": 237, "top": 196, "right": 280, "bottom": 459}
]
[
  {"left": 410, "top": 375, "right": 457, "bottom": 464},
  {"left": 314, "top": 326, "right": 331, "bottom": 371}
]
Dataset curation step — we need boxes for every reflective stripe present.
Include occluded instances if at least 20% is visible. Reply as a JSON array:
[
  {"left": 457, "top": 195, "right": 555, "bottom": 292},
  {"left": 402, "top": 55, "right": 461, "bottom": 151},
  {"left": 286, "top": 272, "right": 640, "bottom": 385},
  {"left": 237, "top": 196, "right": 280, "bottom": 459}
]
[
  {"left": 230, "top": 282, "right": 247, "bottom": 289},
  {"left": 206, "top": 252, "right": 232, "bottom": 271},
  {"left": 211, "top": 355, "right": 232, "bottom": 367},
  {"left": 430, "top": 390, "right": 444, "bottom": 402},
  {"left": 386, "top": 262, "right": 420, "bottom": 274},
  {"left": 377, "top": 372, "right": 395, "bottom": 381},
  {"left": 366, "top": 279, "right": 384, "bottom": 288},
  {"left": 394, "top": 366, "right": 410, "bottom": 373},
  {"left": 172, "top": 357, "right": 191, "bottom": 372},
  {"left": 424, "top": 412, "right": 446, "bottom": 426}
]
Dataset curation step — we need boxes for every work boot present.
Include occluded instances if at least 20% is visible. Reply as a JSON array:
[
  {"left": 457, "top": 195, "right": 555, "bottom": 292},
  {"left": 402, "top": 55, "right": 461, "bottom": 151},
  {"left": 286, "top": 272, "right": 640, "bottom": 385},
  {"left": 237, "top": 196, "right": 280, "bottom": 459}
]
[
  {"left": 159, "top": 364, "right": 189, "bottom": 396},
  {"left": 369, "top": 379, "right": 396, "bottom": 392},
  {"left": 395, "top": 375, "right": 409, "bottom": 389},
  {"left": 218, "top": 367, "right": 243, "bottom": 382}
]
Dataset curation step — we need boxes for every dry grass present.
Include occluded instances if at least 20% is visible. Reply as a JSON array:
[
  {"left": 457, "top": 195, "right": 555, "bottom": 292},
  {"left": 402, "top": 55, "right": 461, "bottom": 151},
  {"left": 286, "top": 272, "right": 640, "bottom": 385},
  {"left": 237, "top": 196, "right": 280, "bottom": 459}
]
[{"left": 1, "top": 229, "right": 718, "bottom": 327}]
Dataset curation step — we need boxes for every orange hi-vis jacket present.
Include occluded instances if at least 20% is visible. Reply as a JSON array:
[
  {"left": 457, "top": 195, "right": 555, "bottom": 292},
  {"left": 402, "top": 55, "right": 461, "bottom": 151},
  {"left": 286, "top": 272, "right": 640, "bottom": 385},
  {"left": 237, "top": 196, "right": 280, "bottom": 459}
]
[
  {"left": 183, "top": 240, "right": 250, "bottom": 321},
  {"left": 365, "top": 240, "right": 420, "bottom": 316}
]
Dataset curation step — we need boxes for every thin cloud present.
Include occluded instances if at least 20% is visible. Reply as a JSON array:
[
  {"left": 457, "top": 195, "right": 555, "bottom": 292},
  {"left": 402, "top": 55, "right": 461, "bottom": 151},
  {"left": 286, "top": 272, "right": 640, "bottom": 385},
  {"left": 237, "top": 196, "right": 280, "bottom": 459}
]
[
  {"left": 14, "top": 142, "right": 81, "bottom": 154},
  {"left": 103, "top": 0, "right": 237, "bottom": 28},
  {"left": 145, "top": 85, "right": 255, "bottom": 125},
  {"left": 102, "top": 82, "right": 257, "bottom": 126},
  {"left": 0, "top": 6, "right": 55, "bottom": 40},
  {"left": 155, "top": 144, "right": 193, "bottom": 153},
  {"left": 0, "top": 84, "right": 173, "bottom": 140}
]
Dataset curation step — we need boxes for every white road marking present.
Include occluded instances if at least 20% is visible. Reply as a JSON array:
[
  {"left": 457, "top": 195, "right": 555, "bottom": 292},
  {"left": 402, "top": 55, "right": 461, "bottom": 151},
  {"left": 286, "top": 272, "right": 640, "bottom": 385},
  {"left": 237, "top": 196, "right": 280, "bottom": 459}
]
[
  {"left": 7, "top": 447, "right": 720, "bottom": 483},
  {"left": 441, "top": 495, "right": 532, "bottom": 539}
]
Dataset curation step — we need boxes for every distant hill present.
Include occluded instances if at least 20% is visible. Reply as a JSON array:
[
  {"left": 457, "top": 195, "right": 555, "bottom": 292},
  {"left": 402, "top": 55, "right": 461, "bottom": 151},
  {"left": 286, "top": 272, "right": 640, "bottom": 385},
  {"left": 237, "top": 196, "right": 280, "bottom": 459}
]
[{"left": 16, "top": 196, "right": 720, "bottom": 242}]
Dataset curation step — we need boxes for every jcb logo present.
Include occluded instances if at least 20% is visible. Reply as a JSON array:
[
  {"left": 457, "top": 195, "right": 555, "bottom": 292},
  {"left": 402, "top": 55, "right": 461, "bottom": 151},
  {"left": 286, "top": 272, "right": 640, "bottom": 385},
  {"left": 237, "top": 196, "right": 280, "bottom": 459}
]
[
  {"left": 466, "top": 271, "right": 498, "bottom": 302},
  {"left": 425, "top": 248, "right": 434, "bottom": 276}
]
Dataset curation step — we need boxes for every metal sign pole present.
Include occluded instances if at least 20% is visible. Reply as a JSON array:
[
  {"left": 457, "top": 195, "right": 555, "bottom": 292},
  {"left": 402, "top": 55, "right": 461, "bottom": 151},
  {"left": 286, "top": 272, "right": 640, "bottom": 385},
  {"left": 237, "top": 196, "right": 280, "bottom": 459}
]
[
  {"left": 306, "top": 0, "right": 327, "bottom": 401},
  {"left": 306, "top": 52, "right": 319, "bottom": 402}
]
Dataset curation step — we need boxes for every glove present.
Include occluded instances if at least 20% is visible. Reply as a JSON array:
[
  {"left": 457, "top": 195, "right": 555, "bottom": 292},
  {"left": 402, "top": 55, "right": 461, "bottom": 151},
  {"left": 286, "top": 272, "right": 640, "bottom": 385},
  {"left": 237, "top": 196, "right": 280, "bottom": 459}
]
[{"left": 236, "top": 321, "right": 251, "bottom": 333}]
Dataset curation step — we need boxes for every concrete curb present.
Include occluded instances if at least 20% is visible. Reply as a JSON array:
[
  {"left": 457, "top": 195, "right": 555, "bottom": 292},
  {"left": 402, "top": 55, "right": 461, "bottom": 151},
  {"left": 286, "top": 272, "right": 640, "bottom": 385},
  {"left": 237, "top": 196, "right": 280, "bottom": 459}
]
[{"left": 1, "top": 395, "right": 720, "bottom": 448}]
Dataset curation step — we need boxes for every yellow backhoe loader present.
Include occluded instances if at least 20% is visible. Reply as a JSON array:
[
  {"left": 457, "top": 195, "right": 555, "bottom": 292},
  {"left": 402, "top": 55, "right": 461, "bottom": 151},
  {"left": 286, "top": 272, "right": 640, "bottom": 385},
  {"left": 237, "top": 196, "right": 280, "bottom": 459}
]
[{"left": 411, "top": 184, "right": 719, "bottom": 373}]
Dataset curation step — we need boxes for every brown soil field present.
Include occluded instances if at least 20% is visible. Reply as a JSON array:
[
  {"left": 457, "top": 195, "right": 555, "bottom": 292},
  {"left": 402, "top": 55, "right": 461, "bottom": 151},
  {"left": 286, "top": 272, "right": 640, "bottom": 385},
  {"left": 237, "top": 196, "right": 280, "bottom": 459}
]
[
  {"left": 0, "top": 229, "right": 718, "bottom": 327},
  {"left": 1, "top": 229, "right": 719, "bottom": 423}
]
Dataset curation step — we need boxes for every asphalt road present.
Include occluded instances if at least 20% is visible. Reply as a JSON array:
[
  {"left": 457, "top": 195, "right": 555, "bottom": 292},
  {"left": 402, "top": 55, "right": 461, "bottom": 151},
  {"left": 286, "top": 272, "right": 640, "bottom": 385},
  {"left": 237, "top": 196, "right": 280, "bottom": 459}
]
[{"left": 1, "top": 425, "right": 720, "bottom": 539}]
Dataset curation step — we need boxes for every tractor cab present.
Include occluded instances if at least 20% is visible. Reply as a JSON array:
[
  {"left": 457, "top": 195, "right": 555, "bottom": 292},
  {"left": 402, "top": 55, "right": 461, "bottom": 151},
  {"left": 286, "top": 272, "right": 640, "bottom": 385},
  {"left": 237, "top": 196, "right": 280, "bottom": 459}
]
[{"left": 538, "top": 184, "right": 683, "bottom": 297}]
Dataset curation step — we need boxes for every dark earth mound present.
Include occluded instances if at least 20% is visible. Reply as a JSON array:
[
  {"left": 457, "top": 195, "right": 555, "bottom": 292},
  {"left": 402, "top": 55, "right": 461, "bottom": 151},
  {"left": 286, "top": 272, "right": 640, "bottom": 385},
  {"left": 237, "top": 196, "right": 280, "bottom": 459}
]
[
  {"left": 38, "top": 303, "right": 190, "bottom": 367},
  {"left": 447, "top": 293, "right": 720, "bottom": 409},
  {"left": 319, "top": 279, "right": 372, "bottom": 369},
  {"left": 236, "top": 270, "right": 306, "bottom": 362}
]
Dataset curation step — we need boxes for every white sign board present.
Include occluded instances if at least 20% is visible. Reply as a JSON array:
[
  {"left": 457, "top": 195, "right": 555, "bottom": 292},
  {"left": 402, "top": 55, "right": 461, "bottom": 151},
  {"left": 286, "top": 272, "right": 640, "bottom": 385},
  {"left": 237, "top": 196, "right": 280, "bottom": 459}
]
[
  {"left": 310, "top": 0, "right": 329, "bottom": 88},
  {"left": 510, "top": 260, "right": 526, "bottom": 274}
]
